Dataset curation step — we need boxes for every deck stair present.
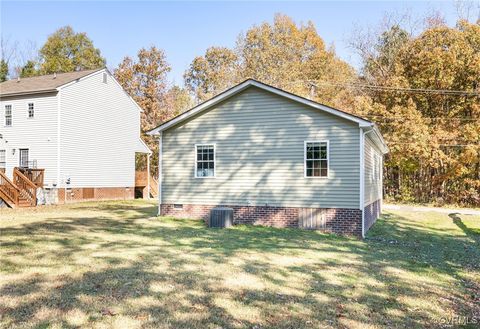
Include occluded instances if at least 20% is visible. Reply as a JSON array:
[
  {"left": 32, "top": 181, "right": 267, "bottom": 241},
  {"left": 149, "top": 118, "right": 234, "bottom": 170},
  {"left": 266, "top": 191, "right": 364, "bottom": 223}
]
[
  {"left": 135, "top": 171, "right": 159, "bottom": 198},
  {"left": 0, "top": 168, "right": 38, "bottom": 208}
]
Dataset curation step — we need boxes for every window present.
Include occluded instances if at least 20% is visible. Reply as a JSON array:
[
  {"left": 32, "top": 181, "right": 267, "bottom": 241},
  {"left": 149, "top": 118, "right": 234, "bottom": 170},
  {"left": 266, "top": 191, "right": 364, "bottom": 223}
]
[
  {"left": 375, "top": 154, "right": 381, "bottom": 181},
  {"left": 305, "top": 141, "right": 329, "bottom": 178},
  {"left": 28, "top": 103, "right": 34, "bottom": 118},
  {"left": 0, "top": 150, "right": 5, "bottom": 172},
  {"left": 372, "top": 153, "right": 381, "bottom": 181},
  {"left": 5, "top": 105, "right": 12, "bottom": 126},
  {"left": 195, "top": 144, "right": 215, "bottom": 178},
  {"left": 19, "top": 149, "right": 29, "bottom": 168}
]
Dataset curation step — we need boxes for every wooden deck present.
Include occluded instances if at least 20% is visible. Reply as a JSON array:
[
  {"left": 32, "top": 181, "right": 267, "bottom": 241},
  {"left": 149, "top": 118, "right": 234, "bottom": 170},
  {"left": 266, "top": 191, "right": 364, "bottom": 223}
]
[{"left": 135, "top": 171, "right": 158, "bottom": 198}]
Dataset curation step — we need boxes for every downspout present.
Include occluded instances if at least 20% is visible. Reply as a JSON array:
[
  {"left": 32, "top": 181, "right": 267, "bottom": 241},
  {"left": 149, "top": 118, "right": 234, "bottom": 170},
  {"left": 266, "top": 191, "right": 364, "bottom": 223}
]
[{"left": 157, "top": 132, "right": 162, "bottom": 216}]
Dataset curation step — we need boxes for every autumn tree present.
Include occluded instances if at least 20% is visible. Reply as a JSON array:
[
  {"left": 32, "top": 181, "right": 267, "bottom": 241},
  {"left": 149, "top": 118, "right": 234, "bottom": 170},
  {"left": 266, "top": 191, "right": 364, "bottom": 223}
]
[
  {"left": 115, "top": 46, "right": 191, "bottom": 175},
  {"left": 38, "top": 26, "right": 105, "bottom": 74},
  {"left": 20, "top": 60, "right": 37, "bottom": 78},
  {"left": 351, "top": 19, "right": 480, "bottom": 205},
  {"left": 184, "top": 47, "right": 239, "bottom": 102},
  {"left": 238, "top": 14, "right": 355, "bottom": 104},
  {"left": 164, "top": 85, "right": 194, "bottom": 117},
  {"left": 185, "top": 14, "right": 355, "bottom": 106}
]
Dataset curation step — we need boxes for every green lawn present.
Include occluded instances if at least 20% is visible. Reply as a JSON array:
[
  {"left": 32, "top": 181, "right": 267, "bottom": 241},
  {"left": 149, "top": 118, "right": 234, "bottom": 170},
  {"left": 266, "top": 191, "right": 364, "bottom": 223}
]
[{"left": 0, "top": 201, "right": 478, "bottom": 329}]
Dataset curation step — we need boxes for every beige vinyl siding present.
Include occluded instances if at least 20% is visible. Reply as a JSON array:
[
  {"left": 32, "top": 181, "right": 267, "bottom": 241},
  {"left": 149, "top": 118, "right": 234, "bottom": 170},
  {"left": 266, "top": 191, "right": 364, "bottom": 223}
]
[
  {"left": 59, "top": 71, "right": 140, "bottom": 188},
  {"left": 162, "top": 87, "right": 360, "bottom": 209},
  {"left": 0, "top": 93, "right": 58, "bottom": 186},
  {"left": 364, "top": 133, "right": 383, "bottom": 205}
]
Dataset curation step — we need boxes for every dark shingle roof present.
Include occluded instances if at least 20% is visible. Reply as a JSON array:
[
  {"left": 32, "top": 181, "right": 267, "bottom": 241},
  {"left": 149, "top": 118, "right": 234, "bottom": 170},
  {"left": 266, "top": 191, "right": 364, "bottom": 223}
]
[{"left": 0, "top": 68, "right": 103, "bottom": 97}]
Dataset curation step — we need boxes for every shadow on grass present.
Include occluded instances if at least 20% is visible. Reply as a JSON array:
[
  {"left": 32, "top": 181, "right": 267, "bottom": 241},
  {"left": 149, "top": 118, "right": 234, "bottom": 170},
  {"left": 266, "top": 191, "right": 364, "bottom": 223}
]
[
  {"left": 1, "top": 202, "right": 479, "bottom": 328},
  {"left": 449, "top": 212, "right": 480, "bottom": 245}
]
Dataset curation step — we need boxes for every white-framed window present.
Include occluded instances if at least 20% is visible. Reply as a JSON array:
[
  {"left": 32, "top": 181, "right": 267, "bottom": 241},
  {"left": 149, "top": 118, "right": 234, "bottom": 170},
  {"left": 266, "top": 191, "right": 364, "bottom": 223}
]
[
  {"left": 27, "top": 102, "right": 34, "bottom": 118},
  {"left": 195, "top": 144, "right": 215, "bottom": 178},
  {"left": 304, "top": 141, "right": 329, "bottom": 178},
  {"left": 4, "top": 105, "right": 12, "bottom": 126},
  {"left": 0, "top": 150, "right": 5, "bottom": 171},
  {"left": 19, "top": 149, "right": 29, "bottom": 168},
  {"left": 375, "top": 154, "right": 381, "bottom": 181},
  {"left": 372, "top": 152, "right": 381, "bottom": 181}
]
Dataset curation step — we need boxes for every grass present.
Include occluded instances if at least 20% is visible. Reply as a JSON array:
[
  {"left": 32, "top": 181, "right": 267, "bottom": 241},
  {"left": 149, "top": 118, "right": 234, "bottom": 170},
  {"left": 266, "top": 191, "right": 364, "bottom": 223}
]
[{"left": 0, "top": 200, "right": 478, "bottom": 329}]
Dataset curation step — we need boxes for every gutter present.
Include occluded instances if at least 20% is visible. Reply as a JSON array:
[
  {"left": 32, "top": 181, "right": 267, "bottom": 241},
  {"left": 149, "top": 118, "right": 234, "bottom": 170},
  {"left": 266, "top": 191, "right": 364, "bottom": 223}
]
[{"left": 0, "top": 89, "right": 58, "bottom": 98}]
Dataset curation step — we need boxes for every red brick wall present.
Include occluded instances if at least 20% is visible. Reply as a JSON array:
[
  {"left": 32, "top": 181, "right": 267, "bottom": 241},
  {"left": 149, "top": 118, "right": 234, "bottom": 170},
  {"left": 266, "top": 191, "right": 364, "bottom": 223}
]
[
  {"left": 161, "top": 204, "right": 362, "bottom": 236},
  {"left": 58, "top": 187, "right": 134, "bottom": 203}
]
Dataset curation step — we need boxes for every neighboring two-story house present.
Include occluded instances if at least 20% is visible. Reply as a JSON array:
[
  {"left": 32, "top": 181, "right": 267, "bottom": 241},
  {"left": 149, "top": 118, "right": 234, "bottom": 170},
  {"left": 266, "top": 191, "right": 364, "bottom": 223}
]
[{"left": 0, "top": 68, "right": 151, "bottom": 207}]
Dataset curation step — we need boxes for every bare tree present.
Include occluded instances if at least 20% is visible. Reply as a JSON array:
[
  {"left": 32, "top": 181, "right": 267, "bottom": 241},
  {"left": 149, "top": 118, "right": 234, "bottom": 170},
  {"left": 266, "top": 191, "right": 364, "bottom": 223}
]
[
  {"left": 454, "top": 0, "right": 480, "bottom": 22},
  {"left": 0, "top": 36, "right": 38, "bottom": 79}
]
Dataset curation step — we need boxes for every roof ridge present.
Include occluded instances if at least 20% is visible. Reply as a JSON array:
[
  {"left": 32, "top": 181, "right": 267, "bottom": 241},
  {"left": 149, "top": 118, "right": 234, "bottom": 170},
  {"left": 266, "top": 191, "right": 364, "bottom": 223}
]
[
  {"left": 3, "top": 67, "right": 104, "bottom": 82},
  {"left": 0, "top": 67, "right": 105, "bottom": 97}
]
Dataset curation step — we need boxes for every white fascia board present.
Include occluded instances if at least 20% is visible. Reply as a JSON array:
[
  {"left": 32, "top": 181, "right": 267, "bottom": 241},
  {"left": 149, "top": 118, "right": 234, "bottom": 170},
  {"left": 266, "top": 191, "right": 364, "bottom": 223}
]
[
  {"left": 137, "top": 138, "right": 152, "bottom": 155},
  {"left": 361, "top": 125, "right": 389, "bottom": 155},
  {"left": 147, "top": 79, "right": 372, "bottom": 135},
  {"left": 248, "top": 80, "right": 372, "bottom": 127},
  {"left": 147, "top": 81, "right": 252, "bottom": 135}
]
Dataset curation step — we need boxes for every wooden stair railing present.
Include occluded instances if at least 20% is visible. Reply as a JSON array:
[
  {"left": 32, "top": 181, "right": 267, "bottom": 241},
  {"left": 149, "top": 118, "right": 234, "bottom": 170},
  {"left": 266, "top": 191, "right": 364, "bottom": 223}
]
[
  {"left": 149, "top": 175, "right": 159, "bottom": 198},
  {"left": 0, "top": 171, "right": 19, "bottom": 208},
  {"left": 17, "top": 168, "right": 45, "bottom": 188},
  {"left": 13, "top": 168, "right": 37, "bottom": 207}
]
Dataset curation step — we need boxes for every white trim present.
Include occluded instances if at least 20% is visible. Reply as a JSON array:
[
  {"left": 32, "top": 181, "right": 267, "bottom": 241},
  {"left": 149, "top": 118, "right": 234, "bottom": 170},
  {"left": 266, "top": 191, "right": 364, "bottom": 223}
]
[
  {"left": 56, "top": 68, "right": 105, "bottom": 90},
  {"left": 303, "top": 140, "right": 330, "bottom": 179},
  {"left": 194, "top": 143, "right": 216, "bottom": 179},
  {"left": 361, "top": 128, "right": 376, "bottom": 238},
  {"left": 360, "top": 129, "right": 365, "bottom": 238},
  {"left": 147, "top": 79, "right": 373, "bottom": 135},
  {"left": 26, "top": 101, "right": 35, "bottom": 119},
  {"left": 147, "top": 153, "right": 151, "bottom": 200},
  {"left": 4, "top": 104, "right": 12, "bottom": 127},
  {"left": 0, "top": 149, "right": 6, "bottom": 170},
  {"left": 158, "top": 132, "right": 162, "bottom": 215},
  {"left": 380, "top": 154, "right": 383, "bottom": 213},
  {"left": 56, "top": 90, "right": 61, "bottom": 187},
  {"left": 105, "top": 69, "right": 144, "bottom": 113},
  {"left": 138, "top": 138, "right": 152, "bottom": 154}
]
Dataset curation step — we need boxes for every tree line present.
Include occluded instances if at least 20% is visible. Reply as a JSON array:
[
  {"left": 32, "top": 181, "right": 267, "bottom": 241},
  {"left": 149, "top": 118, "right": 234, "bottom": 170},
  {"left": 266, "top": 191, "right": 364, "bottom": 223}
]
[{"left": 1, "top": 13, "right": 479, "bottom": 206}]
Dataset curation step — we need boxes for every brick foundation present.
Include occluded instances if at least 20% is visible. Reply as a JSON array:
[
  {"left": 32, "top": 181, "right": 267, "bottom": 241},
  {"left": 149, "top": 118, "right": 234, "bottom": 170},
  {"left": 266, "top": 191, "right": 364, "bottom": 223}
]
[
  {"left": 161, "top": 204, "right": 362, "bottom": 236},
  {"left": 364, "top": 199, "right": 381, "bottom": 232},
  {"left": 58, "top": 187, "right": 134, "bottom": 203}
]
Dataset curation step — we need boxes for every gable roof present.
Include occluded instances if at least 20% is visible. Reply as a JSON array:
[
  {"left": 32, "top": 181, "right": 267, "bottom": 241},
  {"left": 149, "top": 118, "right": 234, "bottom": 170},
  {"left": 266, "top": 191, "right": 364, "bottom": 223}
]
[
  {"left": 148, "top": 79, "right": 374, "bottom": 133},
  {"left": 148, "top": 79, "right": 388, "bottom": 153},
  {"left": 0, "top": 68, "right": 104, "bottom": 97}
]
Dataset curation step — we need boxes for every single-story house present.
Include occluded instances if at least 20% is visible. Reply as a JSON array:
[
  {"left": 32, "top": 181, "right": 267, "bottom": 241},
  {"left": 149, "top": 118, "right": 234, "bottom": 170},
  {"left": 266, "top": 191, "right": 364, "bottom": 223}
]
[{"left": 148, "top": 79, "right": 388, "bottom": 237}]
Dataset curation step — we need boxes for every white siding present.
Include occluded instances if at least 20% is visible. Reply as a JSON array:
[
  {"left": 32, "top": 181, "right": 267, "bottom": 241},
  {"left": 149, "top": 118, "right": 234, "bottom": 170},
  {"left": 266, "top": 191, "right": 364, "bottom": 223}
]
[
  {"left": 59, "top": 71, "right": 140, "bottom": 187},
  {"left": 0, "top": 93, "right": 59, "bottom": 186},
  {"left": 162, "top": 87, "right": 361, "bottom": 209},
  {"left": 364, "top": 133, "right": 383, "bottom": 205}
]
